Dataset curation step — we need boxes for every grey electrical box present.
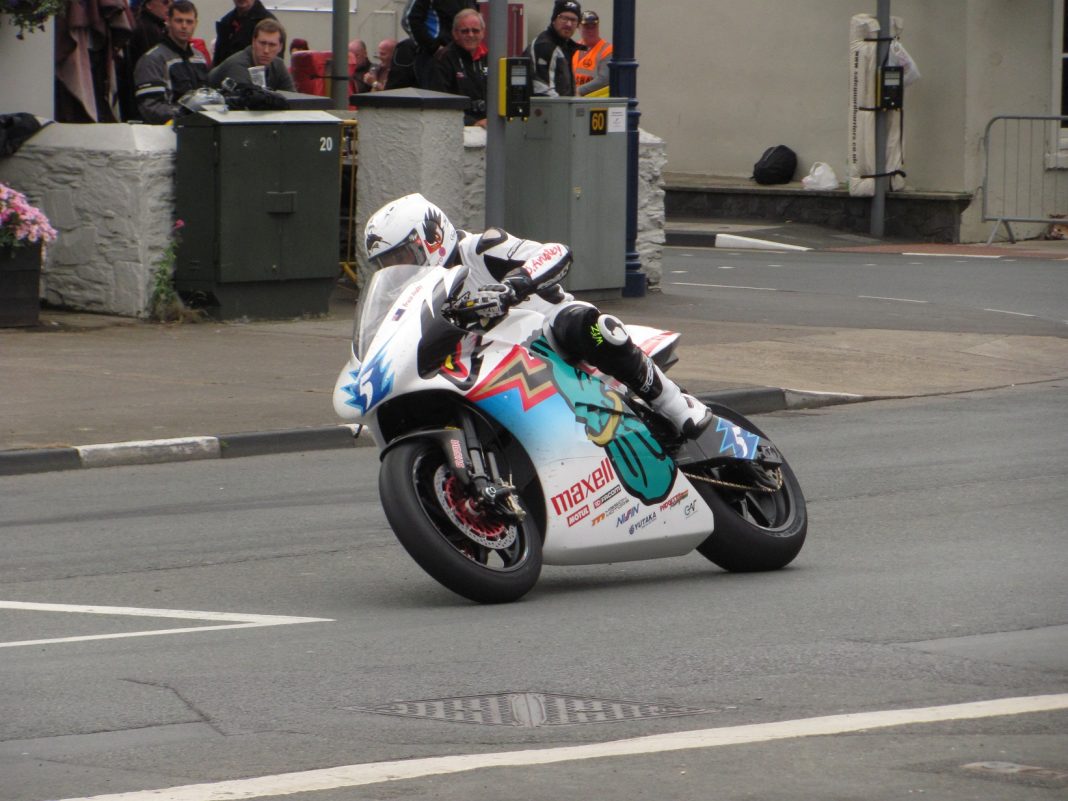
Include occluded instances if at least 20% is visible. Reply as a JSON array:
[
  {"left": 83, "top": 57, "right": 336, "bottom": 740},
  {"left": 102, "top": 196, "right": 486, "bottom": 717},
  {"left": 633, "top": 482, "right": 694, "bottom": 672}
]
[
  {"left": 503, "top": 97, "right": 627, "bottom": 295},
  {"left": 174, "top": 110, "right": 341, "bottom": 319}
]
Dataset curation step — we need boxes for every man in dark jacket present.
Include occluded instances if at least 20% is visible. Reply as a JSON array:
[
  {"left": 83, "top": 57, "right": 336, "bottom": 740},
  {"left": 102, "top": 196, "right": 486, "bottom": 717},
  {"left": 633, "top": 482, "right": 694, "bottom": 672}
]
[
  {"left": 526, "top": 0, "right": 583, "bottom": 97},
  {"left": 430, "top": 8, "right": 488, "bottom": 126},
  {"left": 213, "top": 0, "right": 275, "bottom": 66},
  {"left": 133, "top": 0, "right": 210, "bottom": 124},
  {"left": 210, "top": 18, "right": 295, "bottom": 91},
  {"left": 401, "top": 0, "right": 475, "bottom": 87}
]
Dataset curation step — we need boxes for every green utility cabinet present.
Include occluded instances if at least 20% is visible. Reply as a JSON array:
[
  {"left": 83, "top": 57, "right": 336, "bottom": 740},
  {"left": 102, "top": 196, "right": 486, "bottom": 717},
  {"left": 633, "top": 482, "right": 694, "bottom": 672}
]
[
  {"left": 503, "top": 97, "right": 627, "bottom": 295},
  {"left": 174, "top": 110, "right": 341, "bottom": 319}
]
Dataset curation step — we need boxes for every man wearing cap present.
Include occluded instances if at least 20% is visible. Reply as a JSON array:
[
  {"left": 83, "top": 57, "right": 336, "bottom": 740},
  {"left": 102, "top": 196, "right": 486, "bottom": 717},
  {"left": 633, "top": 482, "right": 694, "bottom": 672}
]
[
  {"left": 572, "top": 10, "right": 612, "bottom": 96},
  {"left": 525, "top": 0, "right": 583, "bottom": 97}
]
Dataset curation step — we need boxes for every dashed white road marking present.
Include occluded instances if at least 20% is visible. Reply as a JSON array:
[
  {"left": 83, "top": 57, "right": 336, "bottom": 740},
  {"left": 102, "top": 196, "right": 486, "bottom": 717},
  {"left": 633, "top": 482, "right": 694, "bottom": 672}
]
[
  {"left": 58, "top": 694, "right": 1068, "bottom": 801},
  {"left": 984, "top": 308, "right": 1037, "bottom": 318},
  {"left": 858, "top": 295, "right": 929, "bottom": 304},
  {"left": 0, "top": 601, "right": 333, "bottom": 648},
  {"left": 902, "top": 252, "right": 1002, "bottom": 259},
  {"left": 672, "top": 282, "right": 778, "bottom": 291}
]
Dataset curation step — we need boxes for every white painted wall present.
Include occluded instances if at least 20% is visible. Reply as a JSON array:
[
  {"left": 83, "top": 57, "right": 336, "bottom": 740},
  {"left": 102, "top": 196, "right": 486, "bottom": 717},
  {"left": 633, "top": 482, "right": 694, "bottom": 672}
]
[{"left": 0, "top": 22, "right": 54, "bottom": 117}]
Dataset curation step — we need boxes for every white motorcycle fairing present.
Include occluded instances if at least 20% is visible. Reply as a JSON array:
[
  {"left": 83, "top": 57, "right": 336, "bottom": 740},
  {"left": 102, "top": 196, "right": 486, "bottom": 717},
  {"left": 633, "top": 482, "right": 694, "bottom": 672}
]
[{"left": 332, "top": 264, "right": 716, "bottom": 566}]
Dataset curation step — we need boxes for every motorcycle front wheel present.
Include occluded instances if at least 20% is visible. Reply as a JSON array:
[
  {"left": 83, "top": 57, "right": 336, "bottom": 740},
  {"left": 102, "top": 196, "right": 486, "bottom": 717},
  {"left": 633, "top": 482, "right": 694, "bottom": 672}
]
[
  {"left": 379, "top": 439, "right": 543, "bottom": 604},
  {"left": 692, "top": 405, "right": 807, "bottom": 572}
]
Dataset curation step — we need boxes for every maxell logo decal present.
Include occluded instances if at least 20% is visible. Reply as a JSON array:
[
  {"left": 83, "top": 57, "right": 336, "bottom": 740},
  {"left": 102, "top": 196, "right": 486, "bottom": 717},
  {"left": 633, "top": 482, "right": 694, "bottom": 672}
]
[
  {"left": 591, "top": 497, "right": 630, "bottom": 526},
  {"left": 551, "top": 457, "right": 616, "bottom": 515},
  {"left": 567, "top": 506, "right": 590, "bottom": 527},
  {"left": 659, "top": 490, "right": 689, "bottom": 511},
  {"left": 629, "top": 511, "right": 657, "bottom": 536},
  {"left": 593, "top": 485, "right": 621, "bottom": 508}
]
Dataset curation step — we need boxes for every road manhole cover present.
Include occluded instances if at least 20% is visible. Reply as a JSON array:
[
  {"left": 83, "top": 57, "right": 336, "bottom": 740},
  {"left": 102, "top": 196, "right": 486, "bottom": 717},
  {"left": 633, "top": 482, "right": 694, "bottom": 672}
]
[{"left": 350, "top": 692, "right": 708, "bottom": 728}]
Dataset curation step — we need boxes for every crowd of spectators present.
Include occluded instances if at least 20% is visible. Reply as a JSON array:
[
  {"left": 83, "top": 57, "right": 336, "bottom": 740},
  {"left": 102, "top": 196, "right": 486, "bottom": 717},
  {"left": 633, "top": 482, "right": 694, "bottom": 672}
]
[{"left": 65, "top": 0, "right": 613, "bottom": 127}]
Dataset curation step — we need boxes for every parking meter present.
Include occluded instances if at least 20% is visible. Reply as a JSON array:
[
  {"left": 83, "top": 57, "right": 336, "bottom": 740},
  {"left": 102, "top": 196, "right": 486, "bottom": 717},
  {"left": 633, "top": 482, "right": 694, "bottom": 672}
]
[
  {"left": 499, "top": 57, "right": 532, "bottom": 120},
  {"left": 877, "top": 65, "right": 904, "bottom": 109}
]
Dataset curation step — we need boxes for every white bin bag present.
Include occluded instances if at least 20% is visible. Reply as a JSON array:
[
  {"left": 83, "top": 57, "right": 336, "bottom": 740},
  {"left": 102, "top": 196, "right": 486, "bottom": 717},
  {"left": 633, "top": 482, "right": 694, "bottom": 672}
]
[{"left": 848, "top": 13, "right": 907, "bottom": 197}]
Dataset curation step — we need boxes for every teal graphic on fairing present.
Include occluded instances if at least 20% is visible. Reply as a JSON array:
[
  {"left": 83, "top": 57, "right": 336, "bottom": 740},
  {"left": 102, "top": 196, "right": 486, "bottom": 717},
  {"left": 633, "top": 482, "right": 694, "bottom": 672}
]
[{"left": 529, "top": 338, "right": 676, "bottom": 504}]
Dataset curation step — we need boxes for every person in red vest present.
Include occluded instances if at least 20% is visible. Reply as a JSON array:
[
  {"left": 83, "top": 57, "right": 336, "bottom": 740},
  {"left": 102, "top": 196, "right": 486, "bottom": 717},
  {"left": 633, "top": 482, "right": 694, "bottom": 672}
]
[{"left": 572, "top": 10, "right": 612, "bottom": 96}]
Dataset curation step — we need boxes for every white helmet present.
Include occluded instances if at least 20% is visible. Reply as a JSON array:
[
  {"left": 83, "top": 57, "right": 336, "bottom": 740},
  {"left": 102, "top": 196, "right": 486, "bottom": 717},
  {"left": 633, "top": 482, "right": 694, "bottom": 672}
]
[{"left": 364, "top": 193, "right": 458, "bottom": 271}]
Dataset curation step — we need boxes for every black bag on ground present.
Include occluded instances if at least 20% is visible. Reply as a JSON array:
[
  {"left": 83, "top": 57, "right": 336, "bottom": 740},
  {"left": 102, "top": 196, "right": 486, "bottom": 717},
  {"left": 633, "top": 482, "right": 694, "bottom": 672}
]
[{"left": 752, "top": 145, "right": 797, "bottom": 185}]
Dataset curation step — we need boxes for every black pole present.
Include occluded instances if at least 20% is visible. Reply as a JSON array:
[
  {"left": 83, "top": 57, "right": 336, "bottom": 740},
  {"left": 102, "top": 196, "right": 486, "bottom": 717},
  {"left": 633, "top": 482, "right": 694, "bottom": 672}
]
[{"left": 609, "top": 0, "right": 645, "bottom": 297}]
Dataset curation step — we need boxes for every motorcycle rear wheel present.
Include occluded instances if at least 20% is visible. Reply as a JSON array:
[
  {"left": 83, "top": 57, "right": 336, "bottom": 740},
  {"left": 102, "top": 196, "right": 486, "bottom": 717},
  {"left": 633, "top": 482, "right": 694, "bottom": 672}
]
[
  {"left": 379, "top": 439, "right": 542, "bottom": 603},
  {"left": 693, "top": 405, "right": 807, "bottom": 572}
]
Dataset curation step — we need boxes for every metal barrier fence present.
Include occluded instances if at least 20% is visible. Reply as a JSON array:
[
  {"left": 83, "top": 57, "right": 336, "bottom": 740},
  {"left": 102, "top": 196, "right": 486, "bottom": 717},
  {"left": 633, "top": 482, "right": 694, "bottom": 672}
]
[{"left": 982, "top": 114, "right": 1068, "bottom": 244}]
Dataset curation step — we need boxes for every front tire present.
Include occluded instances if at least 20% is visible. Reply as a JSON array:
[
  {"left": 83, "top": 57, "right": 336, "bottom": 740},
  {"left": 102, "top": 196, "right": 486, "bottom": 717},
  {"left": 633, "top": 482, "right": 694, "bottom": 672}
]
[
  {"left": 379, "top": 439, "right": 542, "bottom": 603},
  {"left": 693, "top": 405, "right": 807, "bottom": 572}
]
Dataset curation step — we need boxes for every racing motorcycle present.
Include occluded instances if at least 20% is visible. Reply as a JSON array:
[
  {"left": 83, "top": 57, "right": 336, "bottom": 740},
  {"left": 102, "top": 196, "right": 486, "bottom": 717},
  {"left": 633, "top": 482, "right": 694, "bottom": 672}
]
[{"left": 333, "top": 263, "right": 807, "bottom": 603}]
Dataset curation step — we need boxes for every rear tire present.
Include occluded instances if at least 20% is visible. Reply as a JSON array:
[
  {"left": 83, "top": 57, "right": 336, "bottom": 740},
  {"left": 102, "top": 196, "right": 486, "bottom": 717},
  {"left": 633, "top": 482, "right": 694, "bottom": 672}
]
[
  {"left": 694, "top": 405, "right": 807, "bottom": 571},
  {"left": 379, "top": 439, "right": 542, "bottom": 603}
]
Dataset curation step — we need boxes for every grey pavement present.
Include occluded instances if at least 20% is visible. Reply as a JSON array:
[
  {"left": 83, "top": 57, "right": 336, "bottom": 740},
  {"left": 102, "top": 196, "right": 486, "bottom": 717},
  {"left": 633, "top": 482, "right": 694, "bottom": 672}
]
[{"left": 3, "top": 222, "right": 1067, "bottom": 475}]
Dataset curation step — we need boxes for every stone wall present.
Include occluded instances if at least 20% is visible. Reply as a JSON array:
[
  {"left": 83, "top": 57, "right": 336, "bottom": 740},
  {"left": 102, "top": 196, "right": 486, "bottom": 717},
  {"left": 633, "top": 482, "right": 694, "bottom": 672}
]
[{"left": 0, "top": 124, "right": 176, "bottom": 317}]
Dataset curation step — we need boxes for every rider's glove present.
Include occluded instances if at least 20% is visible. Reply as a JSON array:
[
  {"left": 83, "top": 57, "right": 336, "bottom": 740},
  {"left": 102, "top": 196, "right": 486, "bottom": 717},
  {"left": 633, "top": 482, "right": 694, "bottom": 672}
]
[{"left": 467, "top": 283, "right": 517, "bottom": 318}]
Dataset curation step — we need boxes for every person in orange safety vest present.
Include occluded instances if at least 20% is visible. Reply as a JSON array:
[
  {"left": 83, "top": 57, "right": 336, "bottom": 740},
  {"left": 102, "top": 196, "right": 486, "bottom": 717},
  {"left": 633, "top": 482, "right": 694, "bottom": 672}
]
[{"left": 571, "top": 10, "right": 612, "bottom": 96}]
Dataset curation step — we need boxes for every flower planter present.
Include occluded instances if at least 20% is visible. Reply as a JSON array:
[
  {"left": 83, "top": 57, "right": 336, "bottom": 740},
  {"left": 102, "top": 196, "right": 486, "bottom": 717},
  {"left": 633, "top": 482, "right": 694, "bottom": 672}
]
[{"left": 0, "top": 244, "right": 42, "bottom": 327}]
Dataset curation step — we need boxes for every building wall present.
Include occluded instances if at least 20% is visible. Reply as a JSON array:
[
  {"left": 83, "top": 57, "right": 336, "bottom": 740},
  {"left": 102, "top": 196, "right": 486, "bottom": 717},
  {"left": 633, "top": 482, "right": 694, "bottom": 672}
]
[
  {"left": 0, "top": 22, "right": 54, "bottom": 117},
  {"left": 1, "top": 1, "right": 1055, "bottom": 245}
]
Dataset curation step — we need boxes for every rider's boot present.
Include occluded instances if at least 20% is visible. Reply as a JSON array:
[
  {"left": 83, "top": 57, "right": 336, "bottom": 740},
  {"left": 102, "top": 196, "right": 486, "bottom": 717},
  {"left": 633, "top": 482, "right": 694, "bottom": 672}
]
[
  {"left": 629, "top": 357, "right": 713, "bottom": 438},
  {"left": 562, "top": 309, "right": 713, "bottom": 438}
]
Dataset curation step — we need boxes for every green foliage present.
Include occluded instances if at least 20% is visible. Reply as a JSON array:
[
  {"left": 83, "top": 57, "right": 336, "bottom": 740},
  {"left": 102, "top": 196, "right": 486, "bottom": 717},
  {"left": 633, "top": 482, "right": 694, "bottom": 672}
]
[
  {"left": 0, "top": 0, "right": 67, "bottom": 38},
  {"left": 149, "top": 220, "right": 187, "bottom": 322}
]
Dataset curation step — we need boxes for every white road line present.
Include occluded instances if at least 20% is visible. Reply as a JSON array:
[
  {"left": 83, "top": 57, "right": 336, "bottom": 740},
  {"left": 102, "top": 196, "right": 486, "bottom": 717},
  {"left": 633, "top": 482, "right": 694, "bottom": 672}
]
[
  {"left": 0, "top": 601, "right": 332, "bottom": 648},
  {"left": 672, "top": 282, "right": 778, "bottom": 291},
  {"left": 61, "top": 694, "right": 1068, "bottom": 801},
  {"left": 902, "top": 252, "right": 1002, "bottom": 259},
  {"left": 984, "top": 308, "right": 1037, "bottom": 318},
  {"left": 858, "top": 295, "right": 929, "bottom": 304}
]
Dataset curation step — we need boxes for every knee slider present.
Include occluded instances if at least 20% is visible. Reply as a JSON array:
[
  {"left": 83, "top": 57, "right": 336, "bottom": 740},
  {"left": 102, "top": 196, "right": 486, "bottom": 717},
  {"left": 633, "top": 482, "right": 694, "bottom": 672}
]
[{"left": 595, "top": 314, "right": 631, "bottom": 347}]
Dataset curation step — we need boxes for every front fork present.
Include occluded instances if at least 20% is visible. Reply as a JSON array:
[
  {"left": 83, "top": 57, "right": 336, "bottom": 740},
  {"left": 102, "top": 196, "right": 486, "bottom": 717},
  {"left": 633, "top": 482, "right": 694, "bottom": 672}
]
[{"left": 384, "top": 412, "right": 526, "bottom": 522}]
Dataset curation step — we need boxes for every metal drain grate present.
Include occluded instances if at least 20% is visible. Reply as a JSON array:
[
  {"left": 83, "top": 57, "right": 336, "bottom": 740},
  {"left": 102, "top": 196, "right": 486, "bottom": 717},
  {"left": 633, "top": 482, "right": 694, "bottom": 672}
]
[{"left": 350, "top": 692, "right": 708, "bottom": 728}]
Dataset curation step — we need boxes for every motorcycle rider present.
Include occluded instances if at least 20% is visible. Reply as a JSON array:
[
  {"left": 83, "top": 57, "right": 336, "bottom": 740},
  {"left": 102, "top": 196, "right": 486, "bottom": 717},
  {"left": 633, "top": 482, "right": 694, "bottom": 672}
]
[{"left": 364, "top": 193, "right": 713, "bottom": 438}]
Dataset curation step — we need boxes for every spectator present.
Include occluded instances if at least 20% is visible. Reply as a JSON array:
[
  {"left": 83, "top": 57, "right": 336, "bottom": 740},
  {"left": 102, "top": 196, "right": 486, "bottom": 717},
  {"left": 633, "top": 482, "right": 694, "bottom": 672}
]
[
  {"left": 430, "top": 9, "right": 488, "bottom": 127},
  {"left": 385, "top": 37, "right": 419, "bottom": 90},
  {"left": 209, "top": 18, "right": 295, "bottom": 91},
  {"left": 290, "top": 37, "right": 309, "bottom": 56},
  {"left": 364, "top": 38, "right": 397, "bottom": 92},
  {"left": 402, "top": 0, "right": 475, "bottom": 87},
  {"left": 213, "top": 0, "right": 275, "bottom": 66},
  {"left": 133, "top": 0, "right": 210, "bottom": 124},
  {"left": 128, "top": 0, "right": 169, "bottom": 68},
  {"left": 348, "top": 39, "right": 373, "bottom": 95},
  {"left": 526, "top": 0, "right": 582, "bottom": 97},
  {"left": 572, "top": 10, "right": 611, "bottom": 96}
]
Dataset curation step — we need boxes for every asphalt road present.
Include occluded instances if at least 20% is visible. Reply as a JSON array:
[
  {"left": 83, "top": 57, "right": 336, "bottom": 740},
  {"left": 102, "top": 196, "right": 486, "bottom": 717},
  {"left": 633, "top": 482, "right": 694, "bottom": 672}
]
[
  {"left": 2, "top": 382, "right": 1066, "bottom": 801},
  {"left": 661, "top": 248, "right": 1068, "bottom": 335}
]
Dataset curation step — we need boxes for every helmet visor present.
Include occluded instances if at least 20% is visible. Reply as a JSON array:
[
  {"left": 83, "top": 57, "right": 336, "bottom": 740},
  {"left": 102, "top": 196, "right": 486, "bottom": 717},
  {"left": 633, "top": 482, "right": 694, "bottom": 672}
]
[{"left": 369, "top": 231, "right": 428, "bottom": 271}]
